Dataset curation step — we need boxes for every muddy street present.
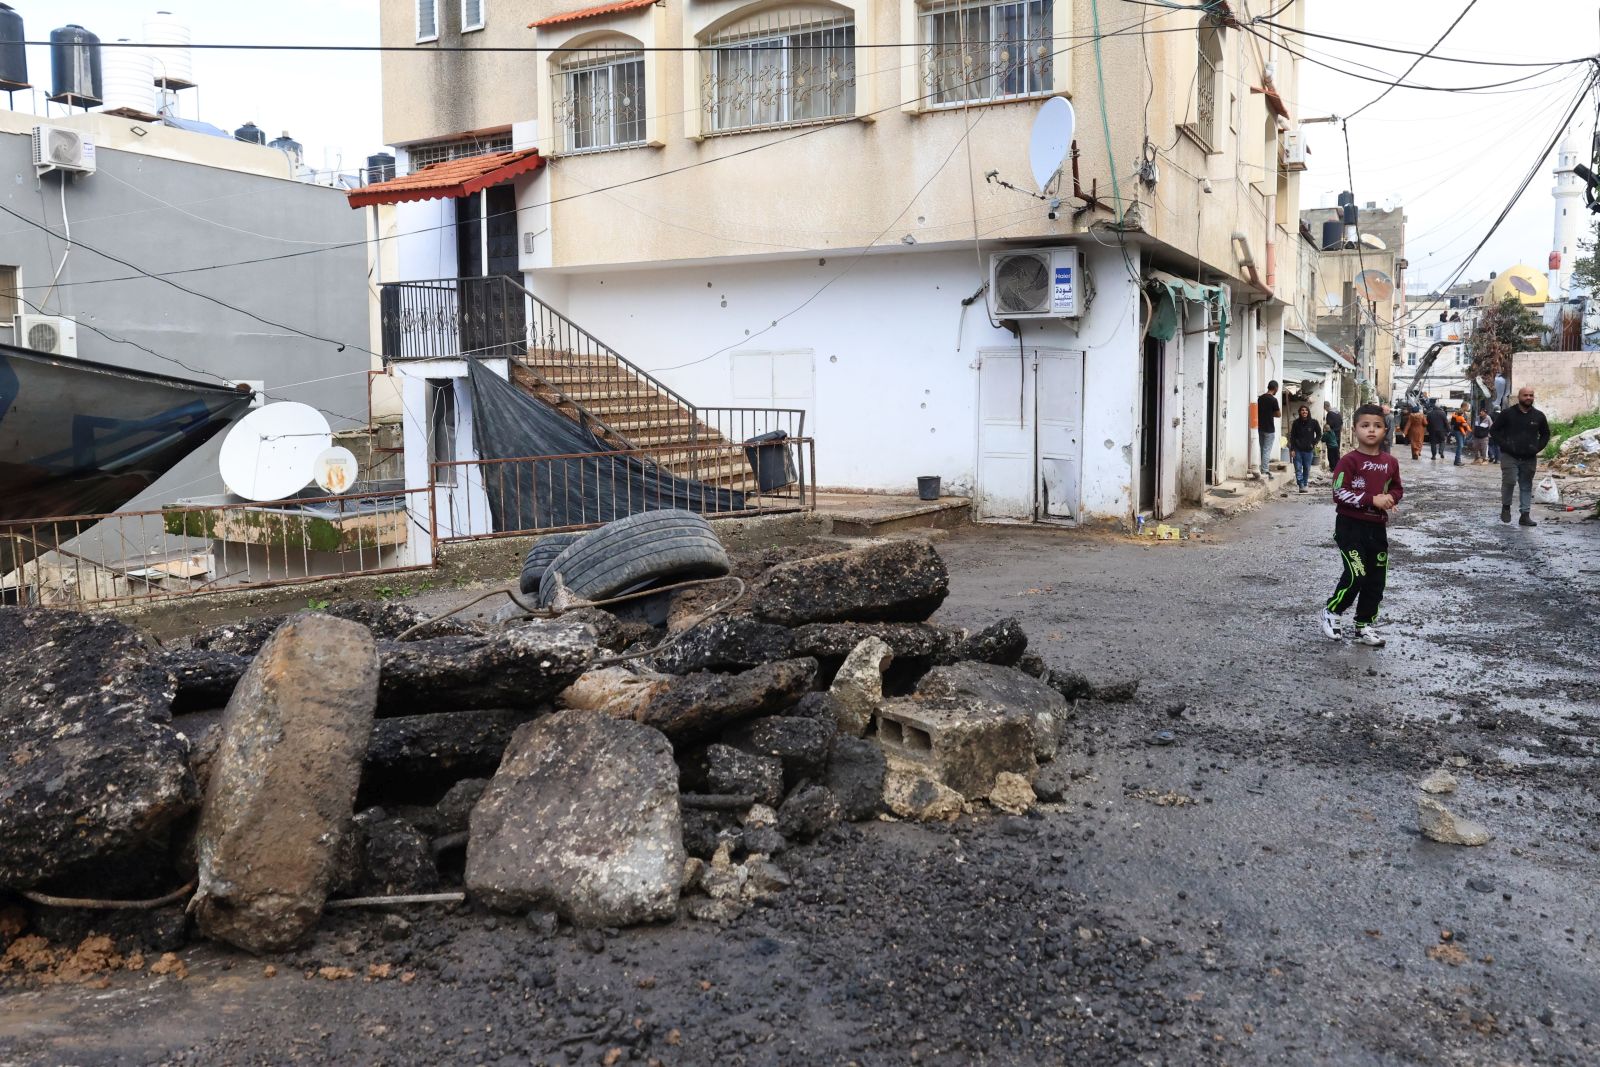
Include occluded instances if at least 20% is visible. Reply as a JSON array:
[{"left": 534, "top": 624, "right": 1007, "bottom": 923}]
[{"left": 2, "top": 458, "right": 1597, "bottom": 1067}]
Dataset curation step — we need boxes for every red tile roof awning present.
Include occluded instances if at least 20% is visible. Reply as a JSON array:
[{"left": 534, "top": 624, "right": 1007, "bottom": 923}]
[
  {"left": 346, "top": 148, "right": 545, "bottom": 209},
  {"left": 530, "top": 0, "right": 656, "bottom": 29}
]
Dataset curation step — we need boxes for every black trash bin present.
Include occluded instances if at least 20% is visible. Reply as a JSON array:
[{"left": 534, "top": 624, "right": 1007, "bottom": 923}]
[{"left": 744, "top": 430, "right": 798, "bottom": 492}]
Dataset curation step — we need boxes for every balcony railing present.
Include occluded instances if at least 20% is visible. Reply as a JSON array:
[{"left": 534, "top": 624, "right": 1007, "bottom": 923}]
[{"left": 379, "top": 276, "right": 806, "bottom": 452}]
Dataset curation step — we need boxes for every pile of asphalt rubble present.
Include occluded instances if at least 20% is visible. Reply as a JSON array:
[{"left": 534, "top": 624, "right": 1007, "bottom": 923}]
[{"left": 0, "top": 536, "right": 1137, "bottom": 958}]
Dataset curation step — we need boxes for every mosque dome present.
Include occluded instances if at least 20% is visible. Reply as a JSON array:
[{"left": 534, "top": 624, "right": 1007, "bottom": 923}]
[{"left": 1487, "top": 264, "right": 1549, "bottom": 305}]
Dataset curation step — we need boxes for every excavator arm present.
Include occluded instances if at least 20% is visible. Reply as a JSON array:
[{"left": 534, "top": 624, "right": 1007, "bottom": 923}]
[{"left": 1402, "top": 339, "right": 1461, "bottom": 409}]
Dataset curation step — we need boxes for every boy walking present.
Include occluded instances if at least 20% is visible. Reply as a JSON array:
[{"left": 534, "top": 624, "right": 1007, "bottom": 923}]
[{"left": 1321, "top": 404, "right": 1404, "bottom": 648}]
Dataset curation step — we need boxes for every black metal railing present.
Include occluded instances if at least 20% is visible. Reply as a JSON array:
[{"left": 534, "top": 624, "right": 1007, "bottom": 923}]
[{"left": 379, "top": 276, "right": 807, "bottom": 459}]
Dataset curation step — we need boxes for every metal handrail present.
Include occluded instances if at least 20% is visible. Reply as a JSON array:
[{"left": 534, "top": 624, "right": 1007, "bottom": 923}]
[{"left": 380, "top": 276, "right": 808, "bottom": 446}]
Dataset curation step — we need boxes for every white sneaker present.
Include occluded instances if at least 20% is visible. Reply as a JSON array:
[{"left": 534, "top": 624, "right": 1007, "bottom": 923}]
[
  {"left": 1353, "top": 625, "right": 1385, "bottom": 648},
  {"left": 1319, "top": 610, "right": 1342, "bottom": 641}
]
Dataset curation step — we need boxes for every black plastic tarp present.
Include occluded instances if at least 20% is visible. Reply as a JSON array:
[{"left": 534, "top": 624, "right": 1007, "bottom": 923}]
[{"left": 466, "top": 360, "right": 744, "bottom": 531}]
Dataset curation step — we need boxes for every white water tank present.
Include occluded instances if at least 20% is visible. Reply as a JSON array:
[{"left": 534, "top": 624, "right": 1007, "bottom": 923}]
[
  {"left": 143, "top": 10, "right": 194, "bottom": 89},
  {"left": 95, "top": 38, "right": 156, "bottom": 116}
]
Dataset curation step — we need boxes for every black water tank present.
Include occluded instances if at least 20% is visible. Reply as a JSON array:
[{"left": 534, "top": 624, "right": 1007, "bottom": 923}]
[
  {"left": 268, "top": 131, "right": 303, "bottom": 166},
  {"left": 1342, "top": 203, "right": 1358, "bottom": 226},
  {"left": 1321, "top": 218, "right": 1342, "bottom": 251},
  {"left": 365, "top": 152, "right": 396, "bottom": 183},
  {"left": 0, "top": 4, "right": 27, "bottom": 91},
  {"left": 48, "top": 24, "right": 102, "bottom": 107},
  {"left": 1337, "top": 190, "right": 1355, "bottom": 208},
  {"left": 234, "top": 121, "right": 265, "bottom": 144}
]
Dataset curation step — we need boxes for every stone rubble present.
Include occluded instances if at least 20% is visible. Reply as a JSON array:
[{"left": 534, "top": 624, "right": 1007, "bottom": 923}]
[{"left": 0, "top": 536, "right": 1110, "bottom": 961}]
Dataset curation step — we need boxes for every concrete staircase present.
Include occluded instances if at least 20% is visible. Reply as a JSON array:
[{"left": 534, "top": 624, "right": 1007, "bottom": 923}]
[{"left": 509, "top": 354, "right": 755, "bottom": 492}]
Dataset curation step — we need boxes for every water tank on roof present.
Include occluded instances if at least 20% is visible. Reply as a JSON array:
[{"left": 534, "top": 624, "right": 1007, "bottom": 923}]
[
  {"left": 1321, "top": 218, "right": 1342, "bottom": 251},
  {"left": 268, "top": 131, "right": 303, "bottom": 168},
  {"left": 143, "top": 10, "right": 195, "bottom": 89},
  {"left": 234, "top": 121, "right": 265, "bottom": 145},
  {"left": 95, "top": 38, "right": 157, "bottom": 117},
  {"left": 0, "top": 4, "right": 28, "bottom": 92},
  {"left": 1337, "top": 190, "right": 1355, "bottom": 208},
  {"left": 365, "top": 152, "right": 396, "bottom": 184},
  {"left": 49, "top": 24, "right": 103, "bottom": 108}
]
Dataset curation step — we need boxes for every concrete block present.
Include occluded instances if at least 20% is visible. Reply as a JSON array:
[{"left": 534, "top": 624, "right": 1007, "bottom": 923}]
[{"left": 872, "top": 698, "right": 1036, "bottom": 799}]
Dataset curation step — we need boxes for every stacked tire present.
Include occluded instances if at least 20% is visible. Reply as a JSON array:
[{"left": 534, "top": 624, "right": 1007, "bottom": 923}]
[
  {"left": 519, "top": 533, "right": 583, "bottom": 595},
  {"left": 538, "top": 509, "right": 730, "bottom": 607}
]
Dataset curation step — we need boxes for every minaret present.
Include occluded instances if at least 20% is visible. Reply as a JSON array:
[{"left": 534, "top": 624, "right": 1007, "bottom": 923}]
[{"left": 1551, "top": 130, "right": 1584, "bottom": 297}]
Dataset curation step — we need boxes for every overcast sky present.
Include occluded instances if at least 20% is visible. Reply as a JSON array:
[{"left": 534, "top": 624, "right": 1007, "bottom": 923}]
[{"left": 19, "top": 2, "right": 1597, "bottom": 298}]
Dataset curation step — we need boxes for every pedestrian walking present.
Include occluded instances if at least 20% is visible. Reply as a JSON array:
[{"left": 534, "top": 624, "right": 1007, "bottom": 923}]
[
  {"left": 1321, "top": 404, "right": 1403, "bottom": 648},
  {"left": 1289, "top": 405, "right": 1321, "bottom": 493},
  {"left": 1323, "top": 401, "right": 1343, "bottom": 470},
  {"left": 1380, "top": 404, "right": 1394, "bottom": 454},
  {"left": 1449, "top": 405, "right": 1470, "bottom": 466},
  {"left": 1257, "top": 381, "right": 1281, "bottom": 481},
  {"left": 1404, "top": 408, "right": 1428, "bottom": 460},
  {"left": 1472, "top": 408, "right": 1493, "bottom": 463},
  {"left": 1426, "top": 404, "right": 1449, "bottom": 460},
  {"left": 1490, "top": 387, "right": 1551, "bottom": 527}
]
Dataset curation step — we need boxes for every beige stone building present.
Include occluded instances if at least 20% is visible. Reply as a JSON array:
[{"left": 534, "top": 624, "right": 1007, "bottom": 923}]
[{"left": 359, "top": 0, "right": 1319, "bottom": 523}]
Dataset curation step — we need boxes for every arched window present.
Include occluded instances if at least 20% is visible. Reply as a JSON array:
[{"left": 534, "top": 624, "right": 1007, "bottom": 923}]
[
  {"left": 702, "top": 5, "right": 856, "bottom": 133},
  {"left": 920, "top": 0, "right": 1052, "bottom": 105},
  {"left": 552, "top": 39, "right": 646, "bottom": 152}
]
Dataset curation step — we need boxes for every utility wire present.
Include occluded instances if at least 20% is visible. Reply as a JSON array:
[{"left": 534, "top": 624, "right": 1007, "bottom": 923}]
[
  {"left": 1344, "top": 0, "right": 1480, "bottom": 120},
  {"left": 4, "top": 11, "right": 1184, "bottom": 297},
  {"left": 1251, "top": 15, "right": 1594, "bottom": 69}
]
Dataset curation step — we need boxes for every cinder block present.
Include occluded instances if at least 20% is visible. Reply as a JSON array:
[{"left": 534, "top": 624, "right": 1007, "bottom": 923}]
[{"left": 872, "top": 698, "right": 1036, "bottom": 799}]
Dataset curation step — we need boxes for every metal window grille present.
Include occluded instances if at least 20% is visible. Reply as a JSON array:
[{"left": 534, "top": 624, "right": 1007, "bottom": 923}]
[
  {"left": 702, "top": 11, "right": 856, "bottom": 134},
  {"left": 920, "top": 0, "right": 1052, "bottom": 106},
  {"left": 553, "top": 50, "right": 647, "bottom": 152},
  {"left": 406, "top": 133, "right": 514, "bottom": 172},
  {"left": 417, "top": 0, "right": 438, "bottom": 40},
  {"left": 1194, "top": 25, "right": 1223, "bottom": 146}
]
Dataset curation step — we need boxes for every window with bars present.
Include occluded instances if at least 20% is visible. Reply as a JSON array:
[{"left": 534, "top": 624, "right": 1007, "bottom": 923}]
[
  {"left": 1189, "top": 22, "right": 1224, "bottom": 149},
  {"left": 462, "top": 0, "right": 485, "bottom": 32},
  {"left": 417, "top": 0, "right": 439, "bottom": 42},
  {"left": 703, "top": 11, "right": 856, "bottom": 133},
  {"left": 553, "top": 49, "right": 647, "bottom": 152},
  {"left": 920, "top": 0, "right": 1052, "bottom": 106},
  {"left": 406, "top": 134, "right": 514, "bottom": 172}
]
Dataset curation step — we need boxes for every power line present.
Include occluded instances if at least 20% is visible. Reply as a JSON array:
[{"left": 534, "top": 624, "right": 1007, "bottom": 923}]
[
  {"left": 4, "top": 10, "right": 1185, "bottom": 297},
  {"left": 1344, "top": 0, "right": 1480, "bottom": 120},
  {"left": 1252, "top": 16, "right": 1595, "bottom": 70}
]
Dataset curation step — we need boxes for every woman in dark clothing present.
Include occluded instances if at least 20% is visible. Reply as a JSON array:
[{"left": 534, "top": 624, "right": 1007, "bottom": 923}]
[{"left": 1289, "top": 404, "right": 1321, "bottom": 493}]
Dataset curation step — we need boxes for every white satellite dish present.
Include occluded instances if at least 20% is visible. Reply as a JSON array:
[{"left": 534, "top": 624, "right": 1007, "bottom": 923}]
[
  {"left": 1029, "top": 97, "right": 1075, "bottom": 193},
  {"left": 218, "top": 402, "right": 332, "bottom": 501},
  {"left": 312, "top": 446, "right": 359, "bottom": 494}
]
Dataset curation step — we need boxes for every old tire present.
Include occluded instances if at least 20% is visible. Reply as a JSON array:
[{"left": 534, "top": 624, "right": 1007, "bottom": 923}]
[
  {"left": 539, "top": 509, "right": 730, "bottom": 608},
  {"left": 520, "top": 533, "right": 583, "bottom": 595}
]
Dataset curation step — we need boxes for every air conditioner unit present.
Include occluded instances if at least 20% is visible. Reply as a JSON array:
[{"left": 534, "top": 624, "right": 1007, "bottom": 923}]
[
  {"left": 15, "top": 315, "right": 79, "bottom": 358},
  {"left": 32, "top": 125, "right": 97, "bottom": 176},
  {"left": 1281, "top": 129, "right": 1307, "bottom": 172},
  {"left": 989, "top": 247, "right": 1083, "bottom": 319}
]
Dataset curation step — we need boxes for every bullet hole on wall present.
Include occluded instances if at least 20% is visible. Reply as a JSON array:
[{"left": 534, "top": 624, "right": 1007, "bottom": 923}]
[
  {"left": 720, "top": 298, "right": 727, "bottom": 307},
  {"left": 818, "top": 258, "right": 826, "bottom": 266},
  {"left": 830, "top": 355, "right": 838, "bottom": 363},
  {"left": 920, "top": 402, "right": 927, "bottom": 409},
  {"left": 707, "top": 282, "right": 713, "bottom": 288},
  {"left": 1103, "top": 439, "right": 1115, "bottom": 449}
]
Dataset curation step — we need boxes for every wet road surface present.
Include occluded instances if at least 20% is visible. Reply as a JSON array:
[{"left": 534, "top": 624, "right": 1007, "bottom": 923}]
[{"left": 1, "top": 456, "right": 1595, "bottom": 1066}]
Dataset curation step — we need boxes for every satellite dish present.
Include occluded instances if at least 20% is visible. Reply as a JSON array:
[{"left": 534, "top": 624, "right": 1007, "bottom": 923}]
[
  {"left": 312, "top": 446, "right": 359, "bottom": 494},
  {"left": 218, "top": 402, "right": 332, "bottom": 501},
  {"left": 1029, "top": 97, "right": 1075, "bottom": 192},
  {"left": 1355, "top": 269, "right": 1395, "bottom": 302}
]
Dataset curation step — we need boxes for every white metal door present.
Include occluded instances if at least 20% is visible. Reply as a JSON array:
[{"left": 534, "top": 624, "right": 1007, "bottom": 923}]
[
  {"left": 976, "top": 347, "right": 1083, "bottom": 522},
  {"left": 1035, "top": 350, "right": 1082, "bottom": 521}
]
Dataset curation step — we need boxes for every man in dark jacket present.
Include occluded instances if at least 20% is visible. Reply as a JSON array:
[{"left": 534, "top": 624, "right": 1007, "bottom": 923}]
[
  {"left": 1425, "top": 403, "right": 1449, "bottom": 460},
  {"left": 1490, "top": 387, "right": 1551, "bottom": 526},
  {"left": 1323, "top": 401, "right": 1343, "bottom": 469},
  {"left": 1257, "top": 381, "right": 1280, "bottom": 480}
]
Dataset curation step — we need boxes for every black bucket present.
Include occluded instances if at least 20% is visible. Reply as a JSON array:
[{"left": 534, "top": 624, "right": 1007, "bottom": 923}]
[
  {"left": 917, "top": 475, "right": 941, "bottom": 501},
  {"left": 743, "top": 430, "right": 798, "bottom": 492}
]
